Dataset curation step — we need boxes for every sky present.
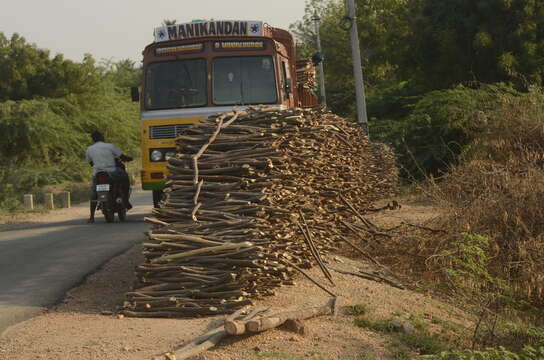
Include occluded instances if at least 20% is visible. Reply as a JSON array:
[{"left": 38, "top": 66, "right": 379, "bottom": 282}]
[{"left": 0, "top": 0, "right": 308, "bottom": 63}]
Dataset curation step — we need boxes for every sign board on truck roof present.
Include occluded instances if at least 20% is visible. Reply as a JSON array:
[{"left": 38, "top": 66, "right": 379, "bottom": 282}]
[{"left": 154, "top": 20, "right": 264, "bottom": 43}]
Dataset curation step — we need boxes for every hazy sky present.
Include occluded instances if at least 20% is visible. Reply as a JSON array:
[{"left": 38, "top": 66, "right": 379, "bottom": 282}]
[{"left": 0, "top": 0, "right": 308, "bottom": 63}]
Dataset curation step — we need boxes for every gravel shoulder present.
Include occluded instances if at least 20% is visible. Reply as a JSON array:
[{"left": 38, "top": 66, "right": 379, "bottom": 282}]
[{"left": 0, "top": 201, "right": 472, "bottom": 360}]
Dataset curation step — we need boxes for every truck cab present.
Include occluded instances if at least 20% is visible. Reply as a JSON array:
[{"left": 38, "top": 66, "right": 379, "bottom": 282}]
[{"left": 136, "top": 20, "right": 312, "bottom": 205}]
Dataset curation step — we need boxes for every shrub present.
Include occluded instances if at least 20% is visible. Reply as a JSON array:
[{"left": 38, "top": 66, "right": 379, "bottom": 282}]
[
  {"left": 0, "top": 88, "right": 139, "bottom": 209},
  {"left": 397, "top": 84, "right": 502, "bottom": 179},
  {"left": 346, "top": 303, "right": 371, "bottom": 316},
  {"left": 422, "top": 346, "right": 544, "bottom": 360},
  {"left": 398, "top": 331, "right": 450, "bottom": 355},
  {"left": 430, "top": 87, "right": 544, "bottom": 306},
  {"left": 354, "top": 317, "right": 398, "bottom": 333}
]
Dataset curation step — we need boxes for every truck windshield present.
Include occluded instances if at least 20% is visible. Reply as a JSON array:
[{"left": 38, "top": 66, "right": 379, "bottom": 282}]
[
  {"left": 213, "top": 56, "right": 277, "bottom": 105},
  {"left": 144, "top": 59, "right": 207, "bottom": 110}
]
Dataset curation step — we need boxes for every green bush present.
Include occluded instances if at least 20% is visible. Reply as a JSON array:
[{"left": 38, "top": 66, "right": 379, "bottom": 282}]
[
  {"left": 422, "top": 346, "right": 544, "bottom": 360},
  {"left": 354, "top": 317, "right": 398, "bottom": 333},
  {"left": 346, "top": 303, "right": 371, "bottom": 316},
  {"left": 397, "top": 85, "right": 502, "bottom": 179},
  {"left": 398, "top": 332, "right": 450, "bottom": 355},
  {"left": 440, "top": 233, "right": 494, "bottom": 294},
  {"left": 0, "top": 90, "right": 138, "bottom": 182},
  {"left": 368, "top": 84, "right": 513, "bottom": 180}
]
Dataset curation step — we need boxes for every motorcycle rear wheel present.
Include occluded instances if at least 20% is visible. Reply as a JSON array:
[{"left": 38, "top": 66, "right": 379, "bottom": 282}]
[
  {"left": 104, "top": 208, "right": 115, "bottom": 223},
  {"left": 118, "top": 208, "right": 126, "bottom": 222}
]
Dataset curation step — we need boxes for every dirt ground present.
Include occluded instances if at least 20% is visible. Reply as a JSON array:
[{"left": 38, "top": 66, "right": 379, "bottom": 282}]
[
  {"left": 0, "top": 201, "right": 472, "bottom": 360},
  {"left": 0, "top": 202, "right": 91, "bottom": 231}
]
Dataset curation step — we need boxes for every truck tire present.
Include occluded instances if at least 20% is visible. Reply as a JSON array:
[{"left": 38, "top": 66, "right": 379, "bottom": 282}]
[{"left": 153, "top": 189, "right": 164, "bottom": 208}]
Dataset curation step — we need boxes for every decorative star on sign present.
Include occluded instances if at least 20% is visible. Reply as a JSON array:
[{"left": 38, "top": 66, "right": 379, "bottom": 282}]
[
  {"left": 250, "top": 24, "right": 260, "bottom": 33},
  {"left": 158, "top": 30, "right": 166, "bottom": 39}
]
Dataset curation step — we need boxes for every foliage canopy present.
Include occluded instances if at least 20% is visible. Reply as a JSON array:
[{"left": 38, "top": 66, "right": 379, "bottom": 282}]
[
  {"left": 293, "top": 0, "right": 544, "bottom": 178},
  {"left": 0, "top": 32, "right": 141, "bottom": 210}
]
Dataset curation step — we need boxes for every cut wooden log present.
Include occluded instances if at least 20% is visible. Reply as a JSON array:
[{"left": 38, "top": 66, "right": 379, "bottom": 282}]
[
  {"left": 159, "top": 306, "right": 268, "bottom": 360},
  {"left": 244, "top": 298, "right": 336, "bottom": 333}
]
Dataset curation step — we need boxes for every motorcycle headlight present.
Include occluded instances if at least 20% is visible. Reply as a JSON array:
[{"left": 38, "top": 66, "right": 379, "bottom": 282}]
[
  {"left": 150, "top": 149, "right": 163, "bottom": 162},
  {"left": 165, "top": 151, "right": 176, "bottom": 161}
]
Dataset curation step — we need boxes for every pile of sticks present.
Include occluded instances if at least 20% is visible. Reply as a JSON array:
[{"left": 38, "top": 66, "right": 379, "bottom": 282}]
[{"left": 124, "top": 106, "right": 397, "bottom": 317}]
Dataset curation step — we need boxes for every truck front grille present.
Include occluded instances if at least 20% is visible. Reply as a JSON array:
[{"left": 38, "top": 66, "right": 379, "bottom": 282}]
[{"left": 149, "top": 124, "right": 191, "bottom": 139}]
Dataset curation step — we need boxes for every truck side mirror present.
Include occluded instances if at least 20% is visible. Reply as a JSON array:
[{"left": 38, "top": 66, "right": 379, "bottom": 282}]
[
  {"left": 285, "top": 82, "right": 292, "bottom": 95},
  {"left": 312, "top": 52, "right": 324, "bottom": 65},
  {"left": 131, "top": 87, "right": 139, "bottom": 102}
]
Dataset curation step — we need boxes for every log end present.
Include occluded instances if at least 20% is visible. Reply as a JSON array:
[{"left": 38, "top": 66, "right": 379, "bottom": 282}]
[
  {"left": 224, "top": 320, "right": 246, "bottom": 335},
  {"left": 245, "top": 319, "right": 261, "bottom": 333},
  {"left": 246, "top": 316, "right": 282, "bottom": 333}
]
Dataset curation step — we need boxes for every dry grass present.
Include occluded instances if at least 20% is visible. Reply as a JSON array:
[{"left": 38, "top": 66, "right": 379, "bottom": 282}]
[
  {"left": 431, "top": 88, "right": 544, "bottom": 305},
  {"left": 362, "top": 88, "right": 544, "bottom": 311}
]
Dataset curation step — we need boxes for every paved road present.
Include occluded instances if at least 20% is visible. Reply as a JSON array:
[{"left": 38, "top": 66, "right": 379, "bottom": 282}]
[{"left": 0, "top": 189, "right": 153, "bottom": 334}]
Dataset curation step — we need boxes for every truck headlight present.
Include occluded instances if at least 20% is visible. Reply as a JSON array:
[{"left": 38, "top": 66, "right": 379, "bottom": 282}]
[{"left": 150, "top": 149, "right": 163, "bottom": 162}]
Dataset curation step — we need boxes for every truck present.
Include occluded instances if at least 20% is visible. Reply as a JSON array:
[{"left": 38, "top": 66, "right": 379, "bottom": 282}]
[{"left": 132, "top": 20, "right": 319, "bottom": 206}]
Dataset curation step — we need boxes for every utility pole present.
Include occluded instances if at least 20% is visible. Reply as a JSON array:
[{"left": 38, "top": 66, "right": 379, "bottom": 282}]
[
  {"left": 312, "top": 11, "right": 327, "bottom": 107},
  {"left": 345, "top": 0, "right": 369, "bottom": 135}
]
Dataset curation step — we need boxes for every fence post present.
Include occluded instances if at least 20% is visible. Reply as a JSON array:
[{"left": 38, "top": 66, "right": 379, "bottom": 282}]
[
  {"left": 23, "top": 194, "right": 34, "bottom": 210},
  {"left": 44, "top": 193, "right": 54, "bottom": 210},
  {"left": 60, "top": 191, "right": 71, "bottom": 208}
]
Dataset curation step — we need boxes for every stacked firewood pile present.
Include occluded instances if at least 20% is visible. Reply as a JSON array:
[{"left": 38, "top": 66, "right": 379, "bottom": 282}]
[
  {"left": 296, "top": 60, "right": 317, "bottom": 90},
  {"left": 123, "top": 106, "right": 398, "bottom": 318}
]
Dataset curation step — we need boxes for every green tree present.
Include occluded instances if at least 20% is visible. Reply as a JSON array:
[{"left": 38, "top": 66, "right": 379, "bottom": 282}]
[
  {"left": 0, "top": 32, "right": 140, "bottom": 209},
  {"left": 0, "top": 33, "right": 103, "bottom": 101},
  {"left": 404, "top": 0, "right": 544, "bottom": 90},
  {"left": 292, "top": 0, "right": 544, "bottom": 178},
  {"left": 291, "top": 0, "right": 412, "bottom": 117},
  {"left": 101, "top": 58, "right": 142, "bottom": 89},
  {"left": 292, "top": 0, "right": 544, "bottom": 118}
]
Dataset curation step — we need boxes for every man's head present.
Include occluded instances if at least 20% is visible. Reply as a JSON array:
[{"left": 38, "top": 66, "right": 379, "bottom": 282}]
[{"left": 91, "top": 130, "right": 104, "bottom": 143}]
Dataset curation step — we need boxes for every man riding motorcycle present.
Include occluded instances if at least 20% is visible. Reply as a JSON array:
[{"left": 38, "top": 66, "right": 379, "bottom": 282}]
[{"left": 86, "top": 130, "right": 133, "bottom": 224}]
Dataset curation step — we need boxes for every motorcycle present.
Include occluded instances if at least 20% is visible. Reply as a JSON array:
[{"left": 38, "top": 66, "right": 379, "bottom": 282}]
[{"left": 95, "top": 162, "right": 131, "bottom": 223}]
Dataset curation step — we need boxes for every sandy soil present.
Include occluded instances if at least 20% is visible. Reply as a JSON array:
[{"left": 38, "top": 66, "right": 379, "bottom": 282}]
[{"left": 0, "top": 200, "right": 471, "bottom": 360}]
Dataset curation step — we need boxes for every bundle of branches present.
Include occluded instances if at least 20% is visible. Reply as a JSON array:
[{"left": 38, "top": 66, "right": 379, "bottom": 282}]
[
  {"left": 296, "top": 60, "right": 317, "bottom": 89},
  {"left": 124, "top": 106, "right": 397, "bottom": 318}
]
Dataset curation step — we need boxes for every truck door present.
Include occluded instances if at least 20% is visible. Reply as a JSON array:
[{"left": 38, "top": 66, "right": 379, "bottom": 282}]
[{"left": 279, "top": 57, "right": 294, "bottom": 107}]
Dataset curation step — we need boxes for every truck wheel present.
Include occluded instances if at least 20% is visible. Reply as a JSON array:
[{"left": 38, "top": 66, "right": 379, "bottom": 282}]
[{"left": 152, "top": 190, "right": 164, "bottom": 208}]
